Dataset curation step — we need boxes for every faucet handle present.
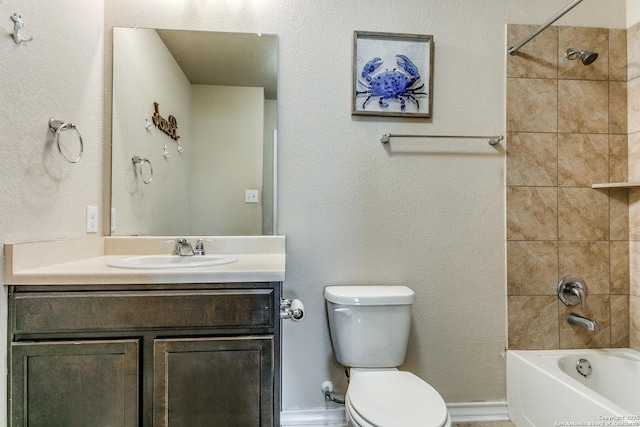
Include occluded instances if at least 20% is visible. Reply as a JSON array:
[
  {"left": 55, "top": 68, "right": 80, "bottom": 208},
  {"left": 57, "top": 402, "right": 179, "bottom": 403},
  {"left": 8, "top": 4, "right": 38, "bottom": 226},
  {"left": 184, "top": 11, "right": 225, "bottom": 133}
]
[
  {"left": 194, "top": 239, "right": 206, "bottom": 255},
  {"left": 558, "top": 275, "right": 587, "bottom": 307}
]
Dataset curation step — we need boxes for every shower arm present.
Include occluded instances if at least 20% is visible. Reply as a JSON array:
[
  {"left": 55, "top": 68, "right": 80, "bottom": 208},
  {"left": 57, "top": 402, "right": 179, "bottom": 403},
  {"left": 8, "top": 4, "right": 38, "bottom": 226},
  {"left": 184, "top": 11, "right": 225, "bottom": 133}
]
[{"left": 508, "top": 0, "right": 584, "bottom": 56}]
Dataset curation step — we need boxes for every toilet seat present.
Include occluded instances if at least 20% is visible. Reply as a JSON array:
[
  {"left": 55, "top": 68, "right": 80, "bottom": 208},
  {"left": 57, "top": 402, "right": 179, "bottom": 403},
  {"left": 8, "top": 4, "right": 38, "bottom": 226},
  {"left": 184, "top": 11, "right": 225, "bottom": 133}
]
[{"left": 346, "top": 369, "right": 450, "bottom": 427}]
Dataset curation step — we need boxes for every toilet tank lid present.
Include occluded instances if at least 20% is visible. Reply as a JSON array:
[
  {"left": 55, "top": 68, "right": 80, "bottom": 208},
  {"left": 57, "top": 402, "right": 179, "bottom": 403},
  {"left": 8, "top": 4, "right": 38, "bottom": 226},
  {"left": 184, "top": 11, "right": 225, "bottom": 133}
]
[{"left": 324, "top": 286, "right": 415, "bottom": 305}]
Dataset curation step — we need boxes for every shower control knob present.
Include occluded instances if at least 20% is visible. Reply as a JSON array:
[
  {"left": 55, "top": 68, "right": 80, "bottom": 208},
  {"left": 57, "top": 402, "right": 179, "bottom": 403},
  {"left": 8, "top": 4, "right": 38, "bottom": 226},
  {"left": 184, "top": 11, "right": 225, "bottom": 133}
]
[{"left": 557, "top": 275, "right": 587, "bottom": 307}]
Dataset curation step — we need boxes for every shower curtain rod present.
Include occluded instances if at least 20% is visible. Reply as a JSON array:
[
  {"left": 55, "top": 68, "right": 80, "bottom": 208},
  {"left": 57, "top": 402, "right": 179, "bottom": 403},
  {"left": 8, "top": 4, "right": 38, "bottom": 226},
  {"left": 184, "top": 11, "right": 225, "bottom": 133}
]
[{"left": 508, "top": 0, "right": 584, "bottom": 55}]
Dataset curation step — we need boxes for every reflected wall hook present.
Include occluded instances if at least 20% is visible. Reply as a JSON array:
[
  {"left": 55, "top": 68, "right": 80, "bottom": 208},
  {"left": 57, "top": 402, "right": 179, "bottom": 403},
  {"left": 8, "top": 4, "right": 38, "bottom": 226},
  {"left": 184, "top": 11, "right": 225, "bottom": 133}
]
[
  {"left": 145, "top": 115, "right": 153, "bottom": 131},
  {"left": 11, "top": 13, "right": 33, "bottom": 44},
  {"left": 132, "top": 155, "right": 153, "bottom": 184},
  {"left": 48, "top": 119, "right": 83, "bottom": 163}
]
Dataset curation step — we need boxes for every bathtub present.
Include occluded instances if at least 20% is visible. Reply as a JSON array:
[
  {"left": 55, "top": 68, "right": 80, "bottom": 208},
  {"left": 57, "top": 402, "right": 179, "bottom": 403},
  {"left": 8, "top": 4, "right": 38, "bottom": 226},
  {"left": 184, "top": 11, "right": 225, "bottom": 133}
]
[{"left": 507, "top": 349, "right": 640, "bottom": 426}]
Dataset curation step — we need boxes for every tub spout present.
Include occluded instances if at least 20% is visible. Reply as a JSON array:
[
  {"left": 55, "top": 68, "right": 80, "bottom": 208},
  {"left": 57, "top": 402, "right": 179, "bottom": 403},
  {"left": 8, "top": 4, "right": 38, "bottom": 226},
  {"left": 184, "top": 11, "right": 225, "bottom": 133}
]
[{"left": 567, "top": 313, "right": 599, "bottom": 331}]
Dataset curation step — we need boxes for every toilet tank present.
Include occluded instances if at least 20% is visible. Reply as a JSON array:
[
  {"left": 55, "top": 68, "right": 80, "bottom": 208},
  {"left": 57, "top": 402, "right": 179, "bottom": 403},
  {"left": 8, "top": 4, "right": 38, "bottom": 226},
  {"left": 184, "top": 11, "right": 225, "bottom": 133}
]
[{"left": 324, "top": 286, "right": 415, "bottom": 368}]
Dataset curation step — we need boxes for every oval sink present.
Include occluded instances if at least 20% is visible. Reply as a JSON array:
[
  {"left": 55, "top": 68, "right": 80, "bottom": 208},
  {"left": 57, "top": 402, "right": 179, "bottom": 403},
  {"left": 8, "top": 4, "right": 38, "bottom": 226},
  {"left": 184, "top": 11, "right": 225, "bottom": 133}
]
[{"left": 107, "top": 255, "right": 237, "bottom": 269}]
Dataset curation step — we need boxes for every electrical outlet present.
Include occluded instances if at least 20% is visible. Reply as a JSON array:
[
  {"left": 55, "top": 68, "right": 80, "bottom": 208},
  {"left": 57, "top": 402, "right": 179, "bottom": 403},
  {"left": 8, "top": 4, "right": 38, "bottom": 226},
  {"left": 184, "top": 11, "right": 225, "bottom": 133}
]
[
  {"left": 86, "top": 206, "right": 98, "bottom": 233},
  {"left": 245, "top": 189, "right": 259, "bottom": 203}
]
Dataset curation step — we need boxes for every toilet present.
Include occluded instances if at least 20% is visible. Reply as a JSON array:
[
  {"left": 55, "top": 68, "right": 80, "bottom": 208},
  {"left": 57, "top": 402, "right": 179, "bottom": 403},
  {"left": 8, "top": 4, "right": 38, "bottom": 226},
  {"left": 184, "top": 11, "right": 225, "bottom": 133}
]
[{"left": 324, "top": 285, "right": 451, "bottom": 427}]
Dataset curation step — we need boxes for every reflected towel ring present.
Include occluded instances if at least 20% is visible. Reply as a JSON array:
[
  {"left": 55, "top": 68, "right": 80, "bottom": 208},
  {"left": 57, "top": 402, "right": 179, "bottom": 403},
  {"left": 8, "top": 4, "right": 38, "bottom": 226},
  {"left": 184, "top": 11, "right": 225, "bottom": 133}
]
[
  {"left": 48, "top": 119, "right": 83, "bottom": 163},
  {"left": 132, "top": 155, "right": 153, "bottom": 184}
]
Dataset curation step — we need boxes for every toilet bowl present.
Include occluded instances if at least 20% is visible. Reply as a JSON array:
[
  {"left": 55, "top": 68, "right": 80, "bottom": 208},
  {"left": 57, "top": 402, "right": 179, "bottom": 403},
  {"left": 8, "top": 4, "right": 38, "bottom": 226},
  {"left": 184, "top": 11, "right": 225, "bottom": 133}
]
[
  {"left": 324, "top": 285, "right": 451, "bottom": 427},
  {"left": 345, "top": 368, "right": 451, "bottom": 427}
]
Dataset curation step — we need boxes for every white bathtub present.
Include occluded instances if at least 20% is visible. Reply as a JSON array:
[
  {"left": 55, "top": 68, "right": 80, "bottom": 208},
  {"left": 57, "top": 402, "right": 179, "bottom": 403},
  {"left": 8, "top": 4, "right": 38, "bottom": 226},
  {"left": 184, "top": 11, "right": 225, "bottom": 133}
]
[{"left": 507, "top": 349, "right": 640, "bottom": 426}]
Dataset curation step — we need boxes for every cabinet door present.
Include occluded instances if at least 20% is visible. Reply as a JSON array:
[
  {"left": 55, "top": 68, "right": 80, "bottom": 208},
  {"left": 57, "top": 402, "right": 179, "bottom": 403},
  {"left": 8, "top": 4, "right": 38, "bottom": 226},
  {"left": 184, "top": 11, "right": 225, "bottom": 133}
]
[
  {"left": 154, "top": 336, "right": 274, "bottom": 427},
  {"left": 10, "top": 340, "right": 139, "bottom": 427}
]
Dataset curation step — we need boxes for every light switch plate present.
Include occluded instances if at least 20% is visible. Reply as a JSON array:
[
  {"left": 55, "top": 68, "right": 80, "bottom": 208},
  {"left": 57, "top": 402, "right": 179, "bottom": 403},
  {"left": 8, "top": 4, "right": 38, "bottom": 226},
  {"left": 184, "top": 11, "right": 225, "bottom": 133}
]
[{"left": 86, "top": 206, "right": 98, "bottom": 233}]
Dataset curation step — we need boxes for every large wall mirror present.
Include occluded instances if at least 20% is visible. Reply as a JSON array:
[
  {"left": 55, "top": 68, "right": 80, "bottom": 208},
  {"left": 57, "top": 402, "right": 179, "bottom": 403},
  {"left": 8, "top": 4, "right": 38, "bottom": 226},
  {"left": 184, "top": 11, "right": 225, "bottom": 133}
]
[{"left": 111, "top": 27, "right": 278, "bottom": 236}]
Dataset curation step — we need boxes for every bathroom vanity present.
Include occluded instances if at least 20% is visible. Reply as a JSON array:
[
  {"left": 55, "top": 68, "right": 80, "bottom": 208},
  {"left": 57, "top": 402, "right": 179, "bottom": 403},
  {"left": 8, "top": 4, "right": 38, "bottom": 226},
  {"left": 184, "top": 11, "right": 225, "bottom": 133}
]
[{"left": 4, "top": 236, "right": 285, "bottom": 427}]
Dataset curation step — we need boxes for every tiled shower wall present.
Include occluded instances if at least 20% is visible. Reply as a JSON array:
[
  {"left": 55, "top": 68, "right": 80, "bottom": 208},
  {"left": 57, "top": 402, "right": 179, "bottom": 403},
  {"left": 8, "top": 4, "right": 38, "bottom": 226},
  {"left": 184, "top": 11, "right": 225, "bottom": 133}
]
[
  {"left": 506, "top": 24, "right": 631, "bottom": 349},
  {"left": 629, "top": 23, "right": 640, "bottom": 349}
]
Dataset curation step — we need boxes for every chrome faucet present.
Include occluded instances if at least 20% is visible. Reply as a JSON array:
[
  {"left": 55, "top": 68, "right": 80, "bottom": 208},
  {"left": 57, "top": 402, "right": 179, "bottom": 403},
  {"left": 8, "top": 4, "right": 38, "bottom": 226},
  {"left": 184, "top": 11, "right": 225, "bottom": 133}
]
[
  {"left": 567, "top": 313, "right": 599, "bottom": 332},
  {"left": 194, "top": 239, "right": 206, "bottom": 255},
  {"left": 173, "top": 238, "right": 195, "bottom": 256}
]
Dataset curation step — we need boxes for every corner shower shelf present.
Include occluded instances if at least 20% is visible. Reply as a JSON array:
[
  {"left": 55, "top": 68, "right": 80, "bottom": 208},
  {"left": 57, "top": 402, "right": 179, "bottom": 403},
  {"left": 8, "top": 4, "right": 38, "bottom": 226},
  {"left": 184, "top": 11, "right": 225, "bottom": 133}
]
[{"left": 591, "top": 182, "right": 640, "bottom": 189}]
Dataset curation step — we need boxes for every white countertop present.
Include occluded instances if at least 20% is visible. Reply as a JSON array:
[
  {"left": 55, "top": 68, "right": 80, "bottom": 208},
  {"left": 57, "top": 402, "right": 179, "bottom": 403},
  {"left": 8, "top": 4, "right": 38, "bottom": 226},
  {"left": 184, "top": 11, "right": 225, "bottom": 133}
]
[{"left": 4, "top": 236, "right": 285, "bottom": 285}]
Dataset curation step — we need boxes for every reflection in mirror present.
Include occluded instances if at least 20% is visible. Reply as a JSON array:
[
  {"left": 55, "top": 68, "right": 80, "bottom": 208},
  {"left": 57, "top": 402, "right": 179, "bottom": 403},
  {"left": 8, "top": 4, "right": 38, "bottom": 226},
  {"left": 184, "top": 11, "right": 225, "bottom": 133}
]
[{"left": 111, "top": 27, "right": 277, "bottom": 236}]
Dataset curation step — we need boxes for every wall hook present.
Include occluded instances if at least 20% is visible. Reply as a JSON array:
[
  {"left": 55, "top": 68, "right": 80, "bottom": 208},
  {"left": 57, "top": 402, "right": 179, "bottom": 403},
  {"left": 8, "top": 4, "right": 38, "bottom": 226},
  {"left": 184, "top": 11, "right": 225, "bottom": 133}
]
[{"left": 11, "top": 13, "right": 33, "bottom": 44}]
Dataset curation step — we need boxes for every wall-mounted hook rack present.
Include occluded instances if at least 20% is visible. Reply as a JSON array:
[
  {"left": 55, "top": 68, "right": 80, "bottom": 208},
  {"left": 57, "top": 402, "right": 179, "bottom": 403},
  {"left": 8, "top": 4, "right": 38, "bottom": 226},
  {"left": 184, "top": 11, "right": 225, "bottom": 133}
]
[{"left": 11, "top": 13, "right": 33, "bottom": 44}]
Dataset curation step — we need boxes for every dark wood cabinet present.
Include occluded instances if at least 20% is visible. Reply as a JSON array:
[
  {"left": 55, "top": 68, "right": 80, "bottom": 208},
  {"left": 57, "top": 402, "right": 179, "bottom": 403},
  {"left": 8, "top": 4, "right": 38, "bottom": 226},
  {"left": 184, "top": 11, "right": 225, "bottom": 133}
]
[
  {"left": 8, "top": 283, "right": 281, "bottom": 427},
  {"left": 154, "top": 336, "right": 274, "bottom": 426},
  {"left": 11, "top": 340, "right": 139, "bottom": 427}
]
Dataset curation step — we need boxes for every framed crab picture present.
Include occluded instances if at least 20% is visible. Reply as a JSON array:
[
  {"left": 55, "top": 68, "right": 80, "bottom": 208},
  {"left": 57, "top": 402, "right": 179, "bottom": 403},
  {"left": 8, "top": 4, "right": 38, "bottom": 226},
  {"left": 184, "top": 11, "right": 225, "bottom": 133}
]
[{"left": 353, "top": 31, "right": 434, "bottom": 118}]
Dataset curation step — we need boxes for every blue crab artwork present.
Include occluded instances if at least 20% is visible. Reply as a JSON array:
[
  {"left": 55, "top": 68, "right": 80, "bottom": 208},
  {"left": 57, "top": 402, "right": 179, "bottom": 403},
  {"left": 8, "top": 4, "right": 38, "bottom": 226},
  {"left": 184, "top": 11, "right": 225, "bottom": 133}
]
[{"left": 356, "top": 54, "right": 427, "bottom": 111}]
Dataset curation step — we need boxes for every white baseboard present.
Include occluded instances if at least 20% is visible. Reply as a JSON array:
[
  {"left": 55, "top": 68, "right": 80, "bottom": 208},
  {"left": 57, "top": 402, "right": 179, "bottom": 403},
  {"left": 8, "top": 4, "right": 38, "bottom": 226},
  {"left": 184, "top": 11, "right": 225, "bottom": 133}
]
[
  {"left": 280, "top": 401, "right": 509, "bottom": 426},
  {"left": 280, "top": 408, "right": 347, "bottom": 426},
  {"left": 447, "top": 401, "right": 510, "bottom": 423}
]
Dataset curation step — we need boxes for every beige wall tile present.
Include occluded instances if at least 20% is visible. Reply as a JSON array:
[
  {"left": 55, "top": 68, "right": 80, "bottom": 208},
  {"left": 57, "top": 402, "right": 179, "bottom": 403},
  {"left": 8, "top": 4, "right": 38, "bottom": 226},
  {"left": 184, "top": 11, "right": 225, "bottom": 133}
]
[
  {"left": 506, "top": 24, "right": 632, "bottom": 353},
  {"left": 628, "top": 22, "right": 640, "bottom": 80},
  {"left": 628, "top": 79, "right": 640, "bottom": 134},
  {"left": 559, "top": 296, "right": 610, "bottom": 348},
  {"left": 610, "top": 135, "right": 628, "bottom": 183},
  {"left": 558, "top": 241, "right": 610, "bottom": 294},
  {"left": 558, "top": 80, "right": 609, "bottom": 134},
  {"left": 558, "top": 26, "right": 609, "bottom": 81},
  {"left": 630, "top": 297, "right": 640, "bottom": 340},
  {"left": 610, "top": 188, "right": 629, "bottom": 241},
  {"left": 628, "top": 189, "right": 640, "bottom": 240},
  {"left": 508, "top": 296, "right": 559, "bottom": 350},
  {"left": 630, "top": 242, "right": 640, "bottom": 297},
  {"left": 506, "top": 132, "right": 557, "bottom": 186},
  {"left": 507, "top": 24, "right": 557, "bottom": 79},
  {"left": 628, "top": 133, "right": 640, "bottom": 181},
  {"left": 610, "top": 241, "right": 630, "bottom": 294},
  {"left": 610, "top": 81, "right": 627, "bottom": 134},
  {"left": 609, "top": 29, "right": 627, "bottom": 82},
  {"left": 507, "top": 187, "right": 558, "bottom": 240},
  {"left": 507, "top": 78, "right": 558, "bottom": 132},
  {"left": 558, "top": 188, "right": 609, "bottom": 241},
  {"left": 611, "top": 295, "right": 630, "bottom": 348},
  {"left": 558, "top": 134, "right": 608, "bottom": 186},
  {"left": 631, "top": 327, "right": 640, "bottom": 351},
  {"left": 507, "top": 241, "right": 558, "bottom": 295}
]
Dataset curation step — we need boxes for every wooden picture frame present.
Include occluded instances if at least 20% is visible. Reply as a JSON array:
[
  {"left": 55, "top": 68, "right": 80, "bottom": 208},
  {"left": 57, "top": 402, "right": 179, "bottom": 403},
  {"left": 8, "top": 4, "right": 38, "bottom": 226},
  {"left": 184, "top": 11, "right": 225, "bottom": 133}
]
[{"left": 352, "top": 31, "right": 434, "bottom": 118}]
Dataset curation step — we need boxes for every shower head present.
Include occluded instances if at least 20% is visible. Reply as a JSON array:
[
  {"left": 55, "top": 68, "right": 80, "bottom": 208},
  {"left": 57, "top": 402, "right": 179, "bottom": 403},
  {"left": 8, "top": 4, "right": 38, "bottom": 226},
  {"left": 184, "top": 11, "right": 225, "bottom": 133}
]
[{"left": 565, "top": 48, "right": 599, "bottom": 65}]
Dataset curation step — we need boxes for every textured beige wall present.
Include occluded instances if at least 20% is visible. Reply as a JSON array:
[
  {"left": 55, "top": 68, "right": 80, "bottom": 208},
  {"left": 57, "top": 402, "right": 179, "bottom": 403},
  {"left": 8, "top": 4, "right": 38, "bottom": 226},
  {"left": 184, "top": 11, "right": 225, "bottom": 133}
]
[
  {"left": 506, "top": 24, "right": 630, "bottom": 350},
  {"left": 0, "top": 0, "right": 105, "bottom": 423}
]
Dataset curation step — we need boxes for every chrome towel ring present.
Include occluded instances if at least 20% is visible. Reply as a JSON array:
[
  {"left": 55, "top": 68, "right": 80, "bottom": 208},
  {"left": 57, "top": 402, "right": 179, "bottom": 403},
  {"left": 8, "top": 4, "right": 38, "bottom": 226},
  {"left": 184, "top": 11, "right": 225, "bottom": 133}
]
[
  {"left": 132, "top": 155, "right": 153, "bottom": 184},
  {"left": 48, "top": 119, "right": 83, "bottom": 163}
]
